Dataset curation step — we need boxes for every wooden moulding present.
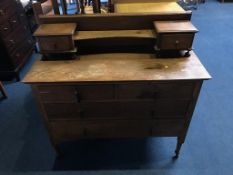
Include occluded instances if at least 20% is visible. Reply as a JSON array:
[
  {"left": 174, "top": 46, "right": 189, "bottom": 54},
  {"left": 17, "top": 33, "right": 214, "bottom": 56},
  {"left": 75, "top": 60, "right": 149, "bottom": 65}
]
[{"left": 38, "top": 11, "right": 192, "bottom": 31}]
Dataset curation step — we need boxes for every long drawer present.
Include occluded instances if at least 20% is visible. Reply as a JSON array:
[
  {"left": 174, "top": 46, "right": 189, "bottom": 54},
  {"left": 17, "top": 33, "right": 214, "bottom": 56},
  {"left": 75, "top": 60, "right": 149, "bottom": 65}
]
[
  {"left": 50, "top": 119, "right": 185, "bottom": 141},
  {"left": 36, "top": 81, "right": 194, "bottom": 103},
  {"left": 43, "top": 100, "right": 190, "bottom": 120}
]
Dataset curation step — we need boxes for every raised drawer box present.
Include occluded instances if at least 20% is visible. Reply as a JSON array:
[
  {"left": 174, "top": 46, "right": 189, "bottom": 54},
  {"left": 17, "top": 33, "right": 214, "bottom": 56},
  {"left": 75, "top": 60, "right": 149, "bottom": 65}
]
[
  {"left": 154, "top": 21, "right": 198, "bottom": 56},
  {"left": 34, "top": 23, "right": 77, "bottom": 54}
]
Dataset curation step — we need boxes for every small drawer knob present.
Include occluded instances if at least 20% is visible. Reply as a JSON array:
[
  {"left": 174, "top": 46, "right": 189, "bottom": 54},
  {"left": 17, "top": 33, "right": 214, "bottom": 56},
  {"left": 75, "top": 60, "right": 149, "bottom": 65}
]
[
  {"left": 3, "top": 27, "right": 8, "bottom": 31},
  {"left": 0, "top": 10, "right": 4, "bottom": 15},
  {"left": 175, "top": 40, "right": 179, "bottom": 44},
  {"left": 12, "top": 20, "right": 17, "bottom": 23},
  {"left": 9, "top": 40, "right": 15, "bottom": 44}
]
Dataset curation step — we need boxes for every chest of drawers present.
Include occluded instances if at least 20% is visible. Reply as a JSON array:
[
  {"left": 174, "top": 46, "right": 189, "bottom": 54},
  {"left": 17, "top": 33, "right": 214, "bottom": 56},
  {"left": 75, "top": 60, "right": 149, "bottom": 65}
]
[
  {"left": 0, "top": 0, "right": 34, "bottom": 80},
  {"left": 24, "top": 52, "right": 211, "bottom": 158}
]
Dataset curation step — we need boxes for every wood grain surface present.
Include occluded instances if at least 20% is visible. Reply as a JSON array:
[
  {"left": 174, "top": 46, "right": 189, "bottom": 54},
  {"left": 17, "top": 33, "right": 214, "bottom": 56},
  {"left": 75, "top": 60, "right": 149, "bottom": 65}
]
[
  {"left": 23, "top": 52, "right": 211, "bottom": 83},
  {"left": 114, "top": 2, "right": 184, "bottom": 13},
  {"left": 74, "top": 30, "right": 156, "bottom": 40},
  {"left": 34, "top": 23, "right": 77, "bottom": 36}
]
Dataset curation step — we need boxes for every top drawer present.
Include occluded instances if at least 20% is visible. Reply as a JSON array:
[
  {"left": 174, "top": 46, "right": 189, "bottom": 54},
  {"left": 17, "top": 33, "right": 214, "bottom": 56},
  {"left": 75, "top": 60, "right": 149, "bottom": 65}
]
[
  {"left": 36, "top": 81, "right": 194, "bottom": 102},
  {"left": 36, "top": 84, "right": 115, "bottom": 102},
  {"left": 117, "top": 82, "right": 194, "bottom": 100}
]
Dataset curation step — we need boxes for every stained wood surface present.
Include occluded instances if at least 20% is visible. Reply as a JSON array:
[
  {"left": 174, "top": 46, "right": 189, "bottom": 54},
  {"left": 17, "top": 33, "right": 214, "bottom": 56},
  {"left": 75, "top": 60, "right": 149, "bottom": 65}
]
[
  {"left": 115, "top": 2, "right": 184, "bottom": 13},
  {"left": 23, "top": 52, "right": 211, "bottom": 83},
  {"left": 34, "top": 23, "right": 77, "bottom": 36},
  {"left": 154, "top": 21, "right": 198, "bottom": 33},
  {"left": 38, "top": 12, "right": 192, "bottom": 30},
  {"left": 74, "top": 30, "right": 156, "bottom": 40}
]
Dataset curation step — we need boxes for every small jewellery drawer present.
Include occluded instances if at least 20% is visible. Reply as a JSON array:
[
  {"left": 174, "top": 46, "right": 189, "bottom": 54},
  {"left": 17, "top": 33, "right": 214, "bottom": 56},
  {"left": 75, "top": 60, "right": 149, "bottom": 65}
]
[
  {"left": 37, "top": 84, "right": 115, "bottom": 102},
  {"left": 117, "top": 82, "right": 194, "bottom": 100},
  {"left": 158, "top": 34, "right": 194, "bottom": 50},
  {"left": 37, "top": 36, "right": 74, "bottom": 51}
]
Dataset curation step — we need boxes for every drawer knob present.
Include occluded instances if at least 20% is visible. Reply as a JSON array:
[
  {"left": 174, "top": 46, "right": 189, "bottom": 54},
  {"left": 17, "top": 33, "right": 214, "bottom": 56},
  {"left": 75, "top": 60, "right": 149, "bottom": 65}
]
[
  {"left": 16, "top": 53, "right": 20, "bottom": 57},
  {"left": 12, "top": 20, "right": 17, "bottom": 23},
  {"left": 3, "top": 27, "right": 8, "bottom": 31},
  {"left": 75, "top": 91, "right": 82, "bottom": 103},
  {"left": 0, "top": 10, "right": 5, "bottom": 16},
  {"left": 175, "top": 40, "right": 180, "bottom": 44}
]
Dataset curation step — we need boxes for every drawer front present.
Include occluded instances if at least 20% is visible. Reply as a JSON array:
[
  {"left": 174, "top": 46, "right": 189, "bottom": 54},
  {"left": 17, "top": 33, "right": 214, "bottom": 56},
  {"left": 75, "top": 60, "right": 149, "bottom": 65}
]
[
  {"left": 50, "top": 119, "right": 184, "bottom": 141},
  {"left": 117, "top": 82, "right": 194, "bottom": 100},
  {"left": 4, "top": 24, "right": 30, "bottom": 52},
  {"left": 50, "top": 120, "right": 152, "bottom": 140},
  {"left": 37, "top": 84, "right": 115, "bottom": 103},
  {"left": 10, "top": 35, "right": 33, "bottom": 66},
  {"left": 158, "top": 34, "right": 194, "bottom": 50},
  {"left": 0, "top": 1, "right": 15, "bottom": 22},
  {"left": 38, "top": 36, "right": 73, "bottom": 51},
  {"left": 0, "top": 21, "right": 12, "bottom": 37},
  {"left": 43, "top": 100, "right": 189, "bottom": 120},
  {"left": 9, "top": 14, "right": 21, "bottom": 29},
  {"left": 151, "top": 120, "right": 185, "bottom": 136}
]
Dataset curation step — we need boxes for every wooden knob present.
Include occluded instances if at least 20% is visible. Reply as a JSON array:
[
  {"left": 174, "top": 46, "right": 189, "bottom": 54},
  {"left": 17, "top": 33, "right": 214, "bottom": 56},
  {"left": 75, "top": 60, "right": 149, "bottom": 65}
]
[{"left": 0, "top": 10, "right": 5, "bottom": 15}]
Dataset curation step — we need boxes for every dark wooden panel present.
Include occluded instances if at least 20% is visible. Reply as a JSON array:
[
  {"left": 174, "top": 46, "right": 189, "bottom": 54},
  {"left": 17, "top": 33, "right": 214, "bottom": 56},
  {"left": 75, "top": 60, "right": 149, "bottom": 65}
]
[
  {"left": 158, "top": 33, "right": 194, "bottom": 50},
  {"left": 117, "top": 82, "right": 194, "bottom": 100},
  {"left": 151, "top": 120, "right": 185, "bottom": 136},
  {"left": 38, "top": 12, "right": 192, "bottom": 30}
]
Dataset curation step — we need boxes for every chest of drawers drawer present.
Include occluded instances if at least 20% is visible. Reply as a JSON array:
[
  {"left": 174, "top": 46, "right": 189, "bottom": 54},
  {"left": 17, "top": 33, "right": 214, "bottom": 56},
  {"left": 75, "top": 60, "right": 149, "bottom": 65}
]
[
  {"left": 37, "top": 82, "right": 194, "bottom": 103},
  {"left": 50, "top": 119, "right": 184, "bottom": 141},
  {"left": 157, "top": 34, "right": 194, "bottom": 50},
  {"left": 37, "top": 36, "right": 75, "bottom": 52},
  {"left": 43, "top": 99, "right": 190, "bottom": 120}
]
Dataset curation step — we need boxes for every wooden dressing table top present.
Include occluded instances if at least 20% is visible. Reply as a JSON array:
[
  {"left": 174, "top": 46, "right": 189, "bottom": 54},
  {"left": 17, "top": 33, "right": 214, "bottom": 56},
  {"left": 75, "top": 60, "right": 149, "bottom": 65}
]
[
  {"left": 23, "top": 52, "right": 211, "bottom": 83},
  {"left": 114, "top": 2, "right": 184, "bottom": 13}
]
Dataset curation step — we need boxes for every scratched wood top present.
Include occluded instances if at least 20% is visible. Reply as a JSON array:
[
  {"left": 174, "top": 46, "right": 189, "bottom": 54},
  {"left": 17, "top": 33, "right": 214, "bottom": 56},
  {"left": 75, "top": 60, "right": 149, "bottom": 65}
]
[
  {"left": 154, "top": 21, "right": 198, "bottom": 33},
  {"left": 74, "top": 30, "right": 156, "bottom": 40},
  {"left": 23, "top": 52, "right": 211, "bottom": 83},
  {"left": 34, "top": 23, "right": 77, "bottom": 36},
  {"left": 115, "top": 2, "right": 184, "bottom": 13}
]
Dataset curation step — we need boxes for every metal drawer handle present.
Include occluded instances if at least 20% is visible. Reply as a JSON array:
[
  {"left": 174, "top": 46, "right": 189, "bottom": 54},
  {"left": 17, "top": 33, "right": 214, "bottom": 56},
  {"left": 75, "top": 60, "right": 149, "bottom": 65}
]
[
  {"left": 3, "top": 27, "right": 8, "bottom": 31},
  {"left": 12, "top": 20, "right": 17, "bottom": 23}
]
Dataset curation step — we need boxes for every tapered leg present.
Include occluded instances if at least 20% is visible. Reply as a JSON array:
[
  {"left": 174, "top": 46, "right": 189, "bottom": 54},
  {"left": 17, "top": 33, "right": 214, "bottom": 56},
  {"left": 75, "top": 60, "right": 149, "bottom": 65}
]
[
  {"left": 0, "top": 82, "right": 7, "bottom": 98},
  {"left": 174, "top": 136, "right": 184, "bottom": 159}
]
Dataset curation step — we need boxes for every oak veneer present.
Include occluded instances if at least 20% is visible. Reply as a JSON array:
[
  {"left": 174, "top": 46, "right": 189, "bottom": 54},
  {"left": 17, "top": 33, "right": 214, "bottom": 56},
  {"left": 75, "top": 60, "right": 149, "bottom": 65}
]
[{"left": 24, "top": 52, "right": 211, "bottom": 158}]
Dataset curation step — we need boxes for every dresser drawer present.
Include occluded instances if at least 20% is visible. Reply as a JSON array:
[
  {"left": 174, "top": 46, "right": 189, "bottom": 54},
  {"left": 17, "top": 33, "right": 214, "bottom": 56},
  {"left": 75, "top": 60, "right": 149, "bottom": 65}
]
[
  {"left": 10, "top": 36, "right": 33, "bottom": 66},
  {"left": 0, "top": 1, "right": 15, "bottom": 21},
  {"left": 0, "top": 21, "right": 12, "bottom": 38},
  {"left": 151, "top": 120, "right": 185, "bottom": 136},
  {"left": 117, "top": 82, "right": 194, "bottom": 100},
  {"left": 4, "top": 24, "right": 30, "bottom": 52},
  {"left": 38, "top": 36, "right": 74, "bottom": 52},
  {"left": 37, "top": 84, "right": 115, "bottom": 102},
  {"left": 9, "top": 14, "right": 21, "bottom": 29},
  {"left": 50, "top": 120, "right": 152, "bottom": 141},
  {"left": 43, "top": 99, "right": 189, "bottom": 120},
  {"left": 157, "top": 34, "right": 194, "bottom": 50}
]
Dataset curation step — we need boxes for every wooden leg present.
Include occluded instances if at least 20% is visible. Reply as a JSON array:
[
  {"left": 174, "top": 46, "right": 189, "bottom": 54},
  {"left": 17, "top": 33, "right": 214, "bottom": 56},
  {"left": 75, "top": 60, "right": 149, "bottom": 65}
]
[
  {"left": 0, "top": 82, "right": 7, "bottom": 98},
  {"left": 174, "top": 136, "right": 184, "bottom": 159},
  {"left": 79, "top": 0, "right": 85, "bottom": 14},
  {"left": 61, "top": 0, "right": 67, "bottom": 14}
]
